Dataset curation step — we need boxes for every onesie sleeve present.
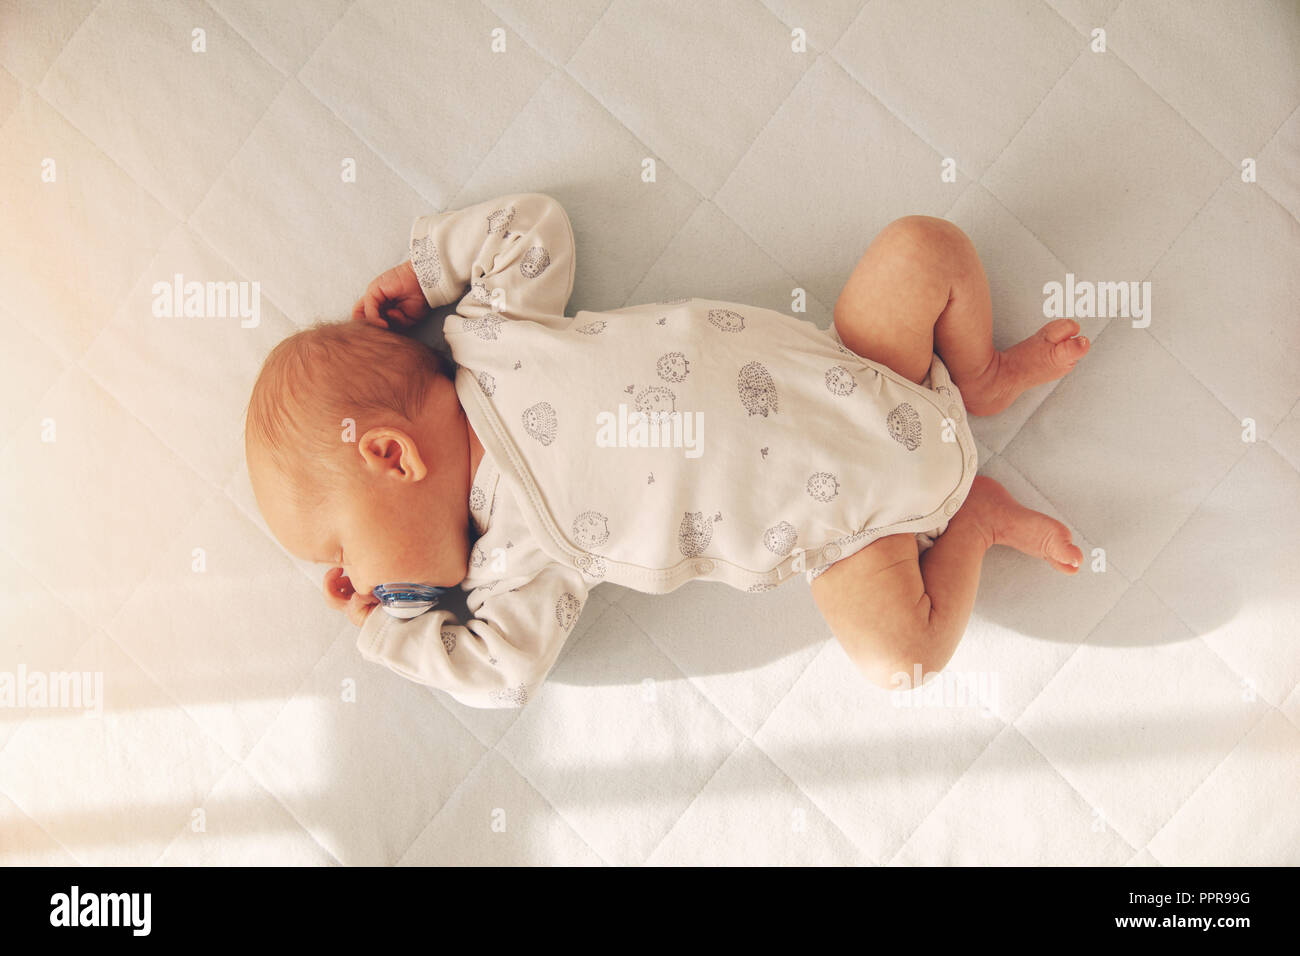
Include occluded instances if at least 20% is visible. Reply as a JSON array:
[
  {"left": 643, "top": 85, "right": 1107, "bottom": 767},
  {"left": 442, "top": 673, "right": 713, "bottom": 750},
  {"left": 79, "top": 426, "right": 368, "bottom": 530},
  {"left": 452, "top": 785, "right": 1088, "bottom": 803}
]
[
  {"left": 408, "top": 192, "right": 576, "bottom": 326},
  {"left": 354, "top": 560, "right": 590, "bottom": 709}
]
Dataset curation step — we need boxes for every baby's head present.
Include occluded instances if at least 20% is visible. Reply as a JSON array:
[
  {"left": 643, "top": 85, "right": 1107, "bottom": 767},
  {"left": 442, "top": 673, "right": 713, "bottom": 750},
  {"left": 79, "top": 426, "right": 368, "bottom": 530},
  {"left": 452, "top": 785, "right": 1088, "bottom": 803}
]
[{"left": 244, "top": 321, "right": 473, "bottom": 596}]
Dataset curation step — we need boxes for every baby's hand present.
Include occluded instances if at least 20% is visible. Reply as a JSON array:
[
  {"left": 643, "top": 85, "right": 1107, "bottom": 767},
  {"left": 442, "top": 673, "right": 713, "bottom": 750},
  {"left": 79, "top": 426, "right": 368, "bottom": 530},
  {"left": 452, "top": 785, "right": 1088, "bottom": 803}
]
[
  {"left": 351, "top": 260, "right": 428, "bottom": 329},
  {"left": 323, "top": 566, "right": 379, "bottom": 628}
]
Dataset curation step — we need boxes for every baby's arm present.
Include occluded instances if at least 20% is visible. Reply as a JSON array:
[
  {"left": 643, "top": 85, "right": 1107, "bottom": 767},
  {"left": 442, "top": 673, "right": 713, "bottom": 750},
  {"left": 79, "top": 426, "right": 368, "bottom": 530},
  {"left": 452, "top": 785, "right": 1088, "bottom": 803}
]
[
  {"left": 408, "top": 192, "right": 575, "bottom": 324},
  {"left": 354, "top": 560, "right": 590, "bottom": 709},
  {"left": 354, "top": 192, "right": 577, "bottom": 331}
]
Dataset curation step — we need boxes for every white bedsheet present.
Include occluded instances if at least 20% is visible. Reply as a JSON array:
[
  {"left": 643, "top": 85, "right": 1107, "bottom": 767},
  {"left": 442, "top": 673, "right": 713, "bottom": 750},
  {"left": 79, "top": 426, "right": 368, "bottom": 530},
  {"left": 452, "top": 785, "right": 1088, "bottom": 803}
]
[{"left": 0, "top": 0, "right": 1297, "bottom": 865}]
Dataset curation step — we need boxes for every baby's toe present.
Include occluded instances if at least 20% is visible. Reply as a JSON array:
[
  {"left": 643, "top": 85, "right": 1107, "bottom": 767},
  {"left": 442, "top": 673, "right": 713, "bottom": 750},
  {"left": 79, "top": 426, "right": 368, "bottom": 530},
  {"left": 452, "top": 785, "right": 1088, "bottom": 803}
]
[
  {"left": 1051, "top": 334, "right": 1090, "bottom": 368},
  {"left": 1040, "top": 318, "right": 1081, "bottom": 343},
  {"left": 1047, "top": 528, "right": 1083, "bottom": 573}
]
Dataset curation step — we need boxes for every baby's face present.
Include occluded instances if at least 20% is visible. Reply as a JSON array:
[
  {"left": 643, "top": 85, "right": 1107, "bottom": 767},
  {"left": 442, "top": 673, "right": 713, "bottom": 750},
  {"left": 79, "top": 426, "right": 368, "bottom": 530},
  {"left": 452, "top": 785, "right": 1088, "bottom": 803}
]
[{"left": 250, "top": 378, "right": 474, "bottom": 600}]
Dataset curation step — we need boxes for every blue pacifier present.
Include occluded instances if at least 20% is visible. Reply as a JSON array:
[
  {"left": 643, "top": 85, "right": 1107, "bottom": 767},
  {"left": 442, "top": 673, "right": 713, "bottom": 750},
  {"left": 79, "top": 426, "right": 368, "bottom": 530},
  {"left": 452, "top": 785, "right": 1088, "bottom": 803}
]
[{"left": 373, "top": 583, "right": 448, "bottom": 619}]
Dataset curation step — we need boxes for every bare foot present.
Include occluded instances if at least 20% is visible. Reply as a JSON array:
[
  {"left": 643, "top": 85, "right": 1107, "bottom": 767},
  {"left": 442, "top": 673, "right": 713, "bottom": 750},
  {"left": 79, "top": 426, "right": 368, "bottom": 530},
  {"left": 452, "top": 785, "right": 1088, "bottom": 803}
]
[
  {"left": 962, "top": 319, "right": 1090, "bottom": 416},
  {"left": 962, "top": 476, "right": 1082, "bottom": 574}
]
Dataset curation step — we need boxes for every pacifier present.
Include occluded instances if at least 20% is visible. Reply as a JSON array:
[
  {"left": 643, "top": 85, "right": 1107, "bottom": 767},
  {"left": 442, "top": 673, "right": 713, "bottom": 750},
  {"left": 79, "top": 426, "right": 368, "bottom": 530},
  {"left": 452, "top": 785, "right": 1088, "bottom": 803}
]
[{"left": 372, "top": 583, "right": 448, "bottom": 619}]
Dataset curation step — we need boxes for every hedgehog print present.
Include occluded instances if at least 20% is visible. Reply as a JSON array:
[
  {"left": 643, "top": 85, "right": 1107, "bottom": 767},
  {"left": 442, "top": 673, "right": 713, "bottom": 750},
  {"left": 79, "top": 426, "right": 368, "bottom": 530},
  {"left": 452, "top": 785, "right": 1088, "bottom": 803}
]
[
  {"left": 635, "top": 385, "right": 676, "bottom": 419},
  {"left": 410, "top": 234, "right": 443, "bottom": 288},
  {"left": 440, "top": 627, "right": 457, "bottom": 654},
  {"left": 708, "top": 308, "right": 745, "bottom": 332},
  {"left": 477, "top": 371, "right": 496, "bottom": 396},
  {"left": 464, "top": 312, "right": 505, "bottom": 340},
  {"left": 522, "top": 401, "right": 557, "bottom": 445},
  {"left": 887, "top": 403, "right": 923, "bottom": 451},
  {"left": 488, "top": 683, "right": 528, "bottom": 707},
  {"left": 738, "top": 361, "right": 779, "bottom": 417},
  {"left": 807, "top": 472, "right": 840, "bottom": 502},
  {"left": 555, "top": 593, "right": 582, "bottom": 630},
  {"left": 572, "top": 511, "right": 610, "bottom": 550},
  {"left": 656, "top": 351, "right": 691, "bottom": 383},
  {"left": 762, "top": 520, "right": 798, "bottom": 556},
  {"left": 486, "top": 206, "right": 515, "bottom": 236},
  {"left": 520, "top": 246, "right": 550, "bottom": 279},
  {"left": 576, "top": 319, "right": 607, "bottom": 334},
  {"left": 576, "top": 553, "right": 607, "bottom": 579},
  {"left": 678, "top": 511, "right": 713, "bottom": 557},
  {"left": 825, "top": 366, "right": 856, "bottom": 396},
  {"left": 839, "top": 528, "right": 875, "bottom": 547},
  {"left": 470, "top": 486, "right": 487, "bottom": 512}
]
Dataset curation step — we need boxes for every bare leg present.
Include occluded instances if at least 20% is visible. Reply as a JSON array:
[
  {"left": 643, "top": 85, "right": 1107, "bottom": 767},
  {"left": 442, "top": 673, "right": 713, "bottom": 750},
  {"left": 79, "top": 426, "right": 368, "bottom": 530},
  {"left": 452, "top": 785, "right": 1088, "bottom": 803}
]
[
  {"left": 810, "top": 515, "right": 985, "bottom": 690},
  {"left": 920, "top": 216, "right": 1091, "bottom": 414},
  {"left": 831, "top": 215, "right": 1090, "bottom": 409},
  {"left": 813, "top": 217, "right": 1087, "bottom": 687},
  {"left": 922, "top": 219, "right": 1091, "bottom": 415},
  {"left": 812, "top": 475, "right": 1082, "bottom": 688}
]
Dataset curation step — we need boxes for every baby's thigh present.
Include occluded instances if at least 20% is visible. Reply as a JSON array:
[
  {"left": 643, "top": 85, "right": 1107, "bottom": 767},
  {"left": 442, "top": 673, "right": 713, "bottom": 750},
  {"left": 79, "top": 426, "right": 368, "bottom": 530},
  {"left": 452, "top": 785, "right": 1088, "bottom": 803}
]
[
  {"left": 809, "top": 531, "right": 930, "bottom": 688},
  {"left": 832, "top": 216, "right": 968, "bottom": 386}
]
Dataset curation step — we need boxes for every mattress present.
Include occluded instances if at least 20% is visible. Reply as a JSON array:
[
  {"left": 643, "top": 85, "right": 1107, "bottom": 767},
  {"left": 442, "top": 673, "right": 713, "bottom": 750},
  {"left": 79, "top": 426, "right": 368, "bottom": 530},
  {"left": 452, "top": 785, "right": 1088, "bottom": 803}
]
[{"left": 0, "top": 0, "right": 1297, "bottom": 865}]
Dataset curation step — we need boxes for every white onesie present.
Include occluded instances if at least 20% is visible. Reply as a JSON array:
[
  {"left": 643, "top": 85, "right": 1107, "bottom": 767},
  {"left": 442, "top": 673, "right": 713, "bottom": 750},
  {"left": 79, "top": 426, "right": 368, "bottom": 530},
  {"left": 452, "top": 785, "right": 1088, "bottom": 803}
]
[{"left": 356, "top": 193, "right": 979, "bottom": 708}]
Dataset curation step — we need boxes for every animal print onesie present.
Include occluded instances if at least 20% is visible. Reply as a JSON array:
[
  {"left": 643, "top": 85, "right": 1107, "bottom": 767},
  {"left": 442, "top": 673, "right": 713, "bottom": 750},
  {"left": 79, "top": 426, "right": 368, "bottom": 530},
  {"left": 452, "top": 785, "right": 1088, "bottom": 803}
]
[{"left": 356, "top": 193, "right": 979, "bottom": 708}]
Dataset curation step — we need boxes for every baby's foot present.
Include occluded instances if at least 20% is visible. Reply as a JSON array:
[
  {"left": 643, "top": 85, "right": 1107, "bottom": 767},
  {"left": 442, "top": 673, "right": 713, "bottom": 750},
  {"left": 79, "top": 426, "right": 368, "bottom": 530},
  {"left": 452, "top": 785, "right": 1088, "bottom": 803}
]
[
  {"left": 962, "top": 319, "right": 1090, "bottom": 416},
  {"left": 965, "top": 476, "right": 1082, "bottom": 574}
]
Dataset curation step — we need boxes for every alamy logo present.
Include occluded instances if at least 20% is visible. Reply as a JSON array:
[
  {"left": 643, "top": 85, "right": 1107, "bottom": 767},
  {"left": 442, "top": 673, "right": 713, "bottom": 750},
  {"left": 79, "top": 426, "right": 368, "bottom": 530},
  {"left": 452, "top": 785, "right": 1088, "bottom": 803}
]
[
  {"left": 50, "top": 886, "right": 151, "bottom": 936},
  {"left": 0, "top": 665, "right": 102, "bottom": 717},
  {"left": 151, "top": 272, "right": 260, "bottom": 328},
  {"left": 889, "top": 665, "right": 1000, "bottom": 714},
  {"left": 1043, "top": 272, "right": 1150, "bottom": 327},
  {"left": 595, "top": 405, "right": 704, "bottom": 458}
]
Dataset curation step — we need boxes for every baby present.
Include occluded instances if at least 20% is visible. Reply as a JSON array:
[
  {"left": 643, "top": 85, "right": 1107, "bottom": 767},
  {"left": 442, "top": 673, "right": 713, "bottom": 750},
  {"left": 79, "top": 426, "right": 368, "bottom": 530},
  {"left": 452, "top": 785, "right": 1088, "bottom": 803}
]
[{"left": 245, "top": 193, "right": 1089, "bottom": 708}]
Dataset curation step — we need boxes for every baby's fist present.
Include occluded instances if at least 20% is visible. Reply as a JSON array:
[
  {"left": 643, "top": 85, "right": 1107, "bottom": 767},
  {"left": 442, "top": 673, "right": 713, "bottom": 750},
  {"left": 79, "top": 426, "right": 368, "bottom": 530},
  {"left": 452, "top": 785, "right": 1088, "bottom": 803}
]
[
  {"left": 345, "top": 591, "right": 379, "bottom": 628},
  {"left": 323, "top": 566, "right": 379, "bottom": 628},
  {"left": 352, "top": 260, "right": 428, "bottom": 329}
]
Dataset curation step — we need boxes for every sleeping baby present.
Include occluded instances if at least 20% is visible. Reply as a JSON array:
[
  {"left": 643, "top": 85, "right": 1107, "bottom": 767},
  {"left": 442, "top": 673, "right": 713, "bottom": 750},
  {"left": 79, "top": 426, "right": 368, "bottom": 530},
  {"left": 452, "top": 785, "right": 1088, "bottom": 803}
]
[{"left": 244, "top": 193, "right": 1090, "bottom": 708}]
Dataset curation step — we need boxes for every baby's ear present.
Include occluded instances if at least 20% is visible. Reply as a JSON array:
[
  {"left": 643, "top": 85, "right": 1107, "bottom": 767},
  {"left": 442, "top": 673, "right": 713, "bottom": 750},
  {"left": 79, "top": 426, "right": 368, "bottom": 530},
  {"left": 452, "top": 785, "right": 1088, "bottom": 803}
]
[{"left": 358, "top": 426, "right": 428, "bottom": 481}]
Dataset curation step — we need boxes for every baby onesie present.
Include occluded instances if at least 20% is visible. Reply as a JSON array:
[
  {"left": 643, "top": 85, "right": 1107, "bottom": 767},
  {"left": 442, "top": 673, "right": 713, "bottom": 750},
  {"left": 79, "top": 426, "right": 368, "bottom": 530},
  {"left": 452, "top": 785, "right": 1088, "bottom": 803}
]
[{"left": 356, "top": 193, "right": 979, "bottom": 708}]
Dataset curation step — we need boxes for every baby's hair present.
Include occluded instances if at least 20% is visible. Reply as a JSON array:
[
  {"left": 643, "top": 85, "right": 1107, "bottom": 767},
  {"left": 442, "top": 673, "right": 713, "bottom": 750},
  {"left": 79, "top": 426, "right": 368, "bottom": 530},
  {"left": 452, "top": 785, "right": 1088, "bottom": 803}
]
[{"left": 244, "top": 320, "right": 456, "bottom": 503}]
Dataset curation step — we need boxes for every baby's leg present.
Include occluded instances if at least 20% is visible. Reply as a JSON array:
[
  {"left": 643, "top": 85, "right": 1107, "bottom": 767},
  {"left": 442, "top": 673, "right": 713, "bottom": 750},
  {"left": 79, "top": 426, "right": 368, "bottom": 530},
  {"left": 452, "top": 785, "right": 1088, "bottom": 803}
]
[
  {"left": 811, "top": 476, "right": 1080, "bottom": 688},
  {"left": 813, "top": 216, "right": 1086, "bottom": 687},
  {"left": 831, "top": 215, "right": 1089, "bottom": 413}
]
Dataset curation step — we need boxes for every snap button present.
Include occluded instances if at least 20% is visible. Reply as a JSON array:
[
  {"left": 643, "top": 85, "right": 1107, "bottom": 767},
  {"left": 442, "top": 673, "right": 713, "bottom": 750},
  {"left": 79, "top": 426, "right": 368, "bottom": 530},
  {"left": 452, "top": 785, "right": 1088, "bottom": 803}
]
[
  {"left": 694, "top": 559, "right": 714, "bottom": 574},
  {"left": 947, "top": 404, "right": 961, "bottom": 422},
  {"left": 944, "top": 498, "right": 960, "bottom": 516},
  {"left": 822, "top": 543, "right": 841, "bottom": 561}
]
